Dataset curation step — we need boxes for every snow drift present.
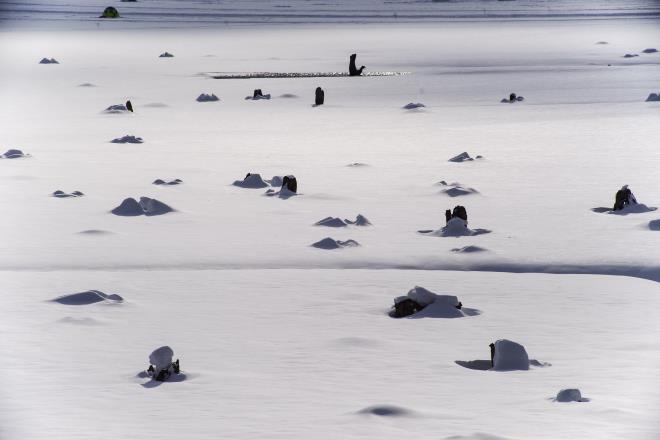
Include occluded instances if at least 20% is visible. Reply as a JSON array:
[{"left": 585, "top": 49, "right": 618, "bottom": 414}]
[{"left": 51, "top": 290, "right": 123, "bottom": 305}]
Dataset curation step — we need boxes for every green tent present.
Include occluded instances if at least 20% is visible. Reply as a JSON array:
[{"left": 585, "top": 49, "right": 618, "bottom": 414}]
[{"left": 100, "top": 6, "right": 120, "bottom": 18}]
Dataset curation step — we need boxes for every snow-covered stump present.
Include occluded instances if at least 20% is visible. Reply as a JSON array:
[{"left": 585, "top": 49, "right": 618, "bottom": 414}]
[
  {"left": 389, "top": 286, "right": 475, "bottom": 319},
  {"left": 147, "top": 346, "right": 181, "bottom": 382},
  {"left": 554, "top": 388, "right": 589, "bottom": 402},
  {"left": 491, "top": 339, "right": 529, "bottom": 371},
  {"left": 315, "top": 87, "right": 324, "bottom": 105},
  {"left": 233, "top": 173, "right": 269, "bottom": 188}
]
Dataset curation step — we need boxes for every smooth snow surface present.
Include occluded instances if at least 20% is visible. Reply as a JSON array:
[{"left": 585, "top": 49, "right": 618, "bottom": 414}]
[{"left": 2, "top": 5, "right": 660, "bottom": 440}]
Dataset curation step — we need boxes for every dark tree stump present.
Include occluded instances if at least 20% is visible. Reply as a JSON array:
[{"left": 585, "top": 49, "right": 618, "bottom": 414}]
[
  {"left": 125, "top": 100, "right": 133, "bottom": 112},
  {"left": 349, "top": 54, "right": 365, "bottom": 76},
  {"left": 315, "top": 87, "right": 324, "bottom": 105},
  {"left": 282, "top": 175, "right": 297, "bottom": 193}
]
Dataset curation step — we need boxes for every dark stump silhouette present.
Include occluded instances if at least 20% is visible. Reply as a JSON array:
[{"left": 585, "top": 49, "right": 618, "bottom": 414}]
[
  {"left": 282, "top": 175, "right": 297, "bottom": 193},
  {"left": 315, "top": 87, "right": 325, "bottom": 105},
  {"left": 349, "top": 54, "right": 365, "bottom": 76},
  {"left": 100, "top": 6, "right": 119, "bottom": 18},
  {"left": 390, "top": 298, "right": 424, "bottom": 318},
  {"left": 509, "top": 93, "right": 517, "bottom": 102},
  {"left": 489, "top": 343, "right": 496, "bottom": 368},
  {"left": 446, "top": 205, "right": 468, "bottom": 224},
  {"left": 125, "top": 100, "right": 133, "bottom": 112},
  {"left": 253, "top": 89, "right": 264, "bottom": 99},
  {"left": 613, "top": 186, "right": 635, "bottom": 211}
]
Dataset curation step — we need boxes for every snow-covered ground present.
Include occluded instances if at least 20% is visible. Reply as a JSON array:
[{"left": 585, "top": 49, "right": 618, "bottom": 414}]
[{"left": 1, "top": 2, "right": 660, "bottom": 439}]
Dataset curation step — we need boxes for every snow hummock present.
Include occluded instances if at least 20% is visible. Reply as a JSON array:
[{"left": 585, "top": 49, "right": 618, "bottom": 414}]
[
  {"left": 196, "top": 93, "right": 219, "bottom": 102},
  {"left": 78, "top": 82, "right": 95, "bottom": 87},
  {"left": 1, "top": 149, "right": 29, "bottom": 159},
  {"left": 52, "top": 190, "right": 84, "bottom": 198},
  {"left": 159, "top": 52, "right": 174, "bottom": 57},
  {"left": 554, "top": 388, "right": 589, "bottom": 402},
  {"left": 642, "top": 48, "right": 658, "bottom": 54},
  {"left": 438, "top": 181, "right": 479, "bottom": 197},
  {"left": 492, "top": 339, "right": 530, "bottom": 371},
  {"left": 264, "top": 187, "right": 297, "bottom": 199},
  {"left": 357, "top": 405, "right": 414, "bottom": 417},
  {"left": 51, "top": 290, "right": 123, "bottom": 305},
  {"left": 103, "top": 104, "right": 129, "bottom": 113},
  {"left": 311, "top": 237, "right": 360, "bottom": 249},
  {"left": 233, "top": 173, "right": 269, "bottom": 188},
  {"left": 278, "top": 93, "right": 298, "bottom": 98},
  {"left": 403, "top": 102, "right": 425, "bottom": 110},
  {"left": 39, "top": 57, "right": 58, "bottom": 64},
  {"left": 149, "top": 346, "right": 174, "bottom": 374},
  {"left": 646, "top": 93, "right": 660, "bottom": 102},
  {"left": 449, "top": 152, "right": 482, "bottom": 163},
  {"left": 451, "top": 245, "right": 487, "bottom": 253},
  {"left": 111, "top": 135, "right": 143, "bottom": 144},
  {"left": 153, "top": 178, "right": 182, "bottom": 186},
  {"left": 266, "top": 175, "right": 283, "bottom": 187},
  {"left": 346, "top": 162, "right": 369, "bottom": 167},
  {"left": 649, "top": 219, "right": 660, "bottom": 231},
  {"left": 111, "top": 197, "right": 174, "bottom": 216},
  {"left": 401, "top": 285, "right": 458, "bottom": 306},
  {"left": 623, "top": 53, "right": 639, "bottom": 58},
  {"left": 420, "top": 216, "right": 491, "bottom": 237},
  {"left": 315, "top": 215, "right": 371, "bottom": 227}
]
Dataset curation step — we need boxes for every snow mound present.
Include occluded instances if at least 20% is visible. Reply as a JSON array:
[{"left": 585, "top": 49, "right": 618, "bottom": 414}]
[
  {"left": 646, "top": 93, "right": 660, "bottom": 102},
  {"left": 245, "top": 94, "right": 271, "bottom": 100},
  {"left": 111, "top": 135, "right": 143, "bottom": 144},
  {"left": 357, "top": 405, "right": 414, "bottom": 417},
  {"left": 642, "top": 48, "right": 658, "bottom": 53},
  {"left": 595, "top": 41, "right": 608, "bottom": 45},
  {"left": 346, "top": 162, "right": 369, "bottom": 167},
  {"left": 315, "top": 217, "right": 348, "bottom": 227},
  {"left": 264, "top": 187, "right": 298, "bottom": 199},
  {"left": 233, "top": 173, "right": 269, "bottom": 188},
  {"left": 311, "top": 237, "right": 360, "bottom": 249},
  {"left": 39, "top": 57, "right": 59, "bottom": 64},
  {"left": 345, "top": 214, "right": 371, "bottom": 226},
  {"left": 438, "top": 182, "right": 479, "bottom": 197},
  {"left": 607, "top": 204, "right": 657, "bottom": 215},
  {"left": 196, "top": 93, "right": 219, "bottom": 102},
  {"left": 451, "top": 245, "right": 487, "bottom": 253},
  {"left": 449, "top": 152, "right": 482, "bottom": 163},
  {"left": 153, "top": 178, "right": 182, "bottom": 186},
  {"left": 492, "top": 339, "right": 529, "bottom": 371},
  {"left": 52, "top": 190, "right": 84, "bottom": 198},
  {"left": 390, "top": 285, "right": 479, "bottom": 319},
  {"left": 420, "top": 217, "right": 491, "bottom": 237},
  {"left": 77, "top": 229, "right": 112, "bottom": 235},
  {"left": 111, "top": 197, "right": 174, "bottom": 216},
  {"left": 1, "top": 149, "right": 29, "bottom": 159},
  {"left": 623, "top": 53, "right": 639, "bottom": 58},
  {"left": 554, "top": 388, "right": 589, "bottom": 402},
  {"left": 159, "top": 52, "right": 174, "bottom": 57},
  {"left": 266, "top": 176, "right": 283, "bottom": 187},
  {"left": 103, "top": 104, "right": 129, "bottom": 113},
  {"left": 500, "top": 96, "right": 524, "bottom": 103},
  {"left": 149, "top": 346, "right": 174, "bottom": 372},
  {"left": 279, "top": 93, "right": 298, "bottom": 98},
  {"left": 51, "top": 290, "right": 123, "bottom": 305},
  {"left": 78, "top": 83, "right": 95, "bottom": 87},
  {"left": 143, "top": 102, "right": 168, "bottom": 108},
  {"left": 649, "top": 219, "right": 660, "bottom": 231},
  {"left": 403, "top": 102, "right": 425, "bottom": 109}
]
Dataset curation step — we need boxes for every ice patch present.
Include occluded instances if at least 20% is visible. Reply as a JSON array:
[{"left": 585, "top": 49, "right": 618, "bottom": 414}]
[
  {"left": 39, "top": 57, "right": 58, "bottom": 64},
  {"left": 1, "top": 149, "right": 29, "bottom": 159},
  {"left": 111, "top": 197, "right": 174, "bottom": 216},
  {"left": 311, "top": 237, "right": 360, "bottom": 249},
  {"left": 111, "top": 135, "right": 143, "bottom": 144},
  {"left": 153, "top": 178, "right": 182, "bottom": 186},
  {"left": 233, "top": 173, "right": 269, "bottom": 188},
  {"left": 554, "top": 388, "right": 589, "bottom": 402},
  {"left": 403, "top": 102, "right": 425, "bottom": 110},
  {"left": 52, "top": 190, "right": 84, "bottom": 198},
  {"left": 196, "top": 93, "right": 219, "bottom": 102},
  {"left": 449, "top": 152, "right": 482, "bottom": 163},
  {"left": 51, "top": 290, "right": 123, "bottom": 305}
]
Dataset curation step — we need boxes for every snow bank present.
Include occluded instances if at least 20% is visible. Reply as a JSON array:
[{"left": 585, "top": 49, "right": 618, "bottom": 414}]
[
  {"left": 159, "top": 52, "right": 174, "bottom": 58},
  {"left": 492, "top": 339, "right": 529, "bottom": 371},
  {"left": 196, "top": 93, "right": 219, "bottom": 102},
  {"left": 233, "top": 173, "right": 269, "bottom": 188},
  {"left": 1, "top": 149, "right": 29, "bottom": 159},
  {"left": 449, "top": 152, "right": 482, "bottom": 163},
  {"left": 403, "top": 102, "right": 425, "bottom": 110},
  {"left": 51, "top": 290, "right": 123, "bottom": 305},
  {"left": 554, "top": 388, "right": 589, "bottom": 402},
  {"left": 111, "top": 135, "right": 143, "bottom": 144},
  {"left": 52, "top": 190, "right": 84, "bottom": 198},
  {"left": 646, "top": 93, "right": 660, "bottom": 102},
  {"left": 103, "top": 104, "right": 129, "bottom": 113},
  {"left": 311, "top": 237, "right": 360, "bottom": 249},
  {"left": 111, "top": 197, "right": 174, "bottom": 216},
  {"left": 153, "top": 178, "right": 182, "bottom": 186},
  {"left": 39, "top": 57, "right": 59, "bottom": 64}
]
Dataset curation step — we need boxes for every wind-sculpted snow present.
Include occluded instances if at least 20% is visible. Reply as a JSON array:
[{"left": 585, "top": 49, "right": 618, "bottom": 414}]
[
  {"left": 103, "top": 104, "right": 130, "bottom": 113},
  {"left": 448, "top": 152, "right": 482, "bottom": 163}
]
